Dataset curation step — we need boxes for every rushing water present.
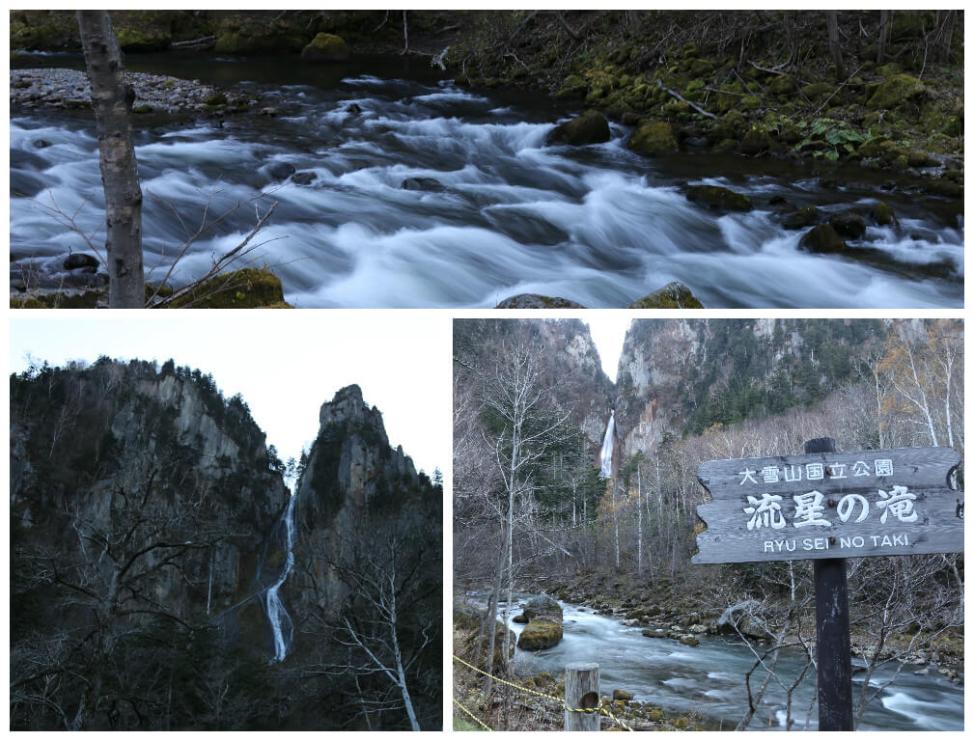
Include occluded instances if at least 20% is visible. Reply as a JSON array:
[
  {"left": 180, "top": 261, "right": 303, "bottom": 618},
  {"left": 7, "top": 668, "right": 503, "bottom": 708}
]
[
  {"left": 265, "top": 493, "right": 297, "bottom": 662},
  {"left": 503, "top": 601, "right": 962, "bottom": 731},
  {"left": 599, "top": 411, "right": 615, "bottom": 479},
  {"left": 10, "top": 53, "right": 963, "bottom": 307}
]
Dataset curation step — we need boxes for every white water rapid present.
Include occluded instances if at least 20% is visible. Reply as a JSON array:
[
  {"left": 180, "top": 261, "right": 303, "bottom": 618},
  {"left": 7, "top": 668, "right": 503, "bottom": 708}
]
[
  {"left": 265, "top": 493, "right": 297, "bottom": 662},
  {"left": 599, "top": 411, "right": 615, "bottom": 479}
]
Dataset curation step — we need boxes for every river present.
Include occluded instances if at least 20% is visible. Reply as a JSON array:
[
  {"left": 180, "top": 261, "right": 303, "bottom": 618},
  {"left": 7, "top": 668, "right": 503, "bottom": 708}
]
[
  {"left": 11, "top": 52, "right": 964, "bottom": 307},
  {"left": 505, "top": 601, "right": 962, "bottom": 731}
]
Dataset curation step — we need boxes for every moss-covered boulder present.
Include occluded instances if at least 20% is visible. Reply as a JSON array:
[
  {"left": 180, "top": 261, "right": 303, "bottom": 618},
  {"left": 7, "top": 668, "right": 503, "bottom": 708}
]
[
  {"left": 685, "top": 185, "right": 752, "bottom": 212},
  {"left": 512, "top": 612, "right": 529, "bottom": 624},
  {"left": 517, "top": 619, "right": 564, "bottom": 651},
  {"left": 799, "top": 224, "right": 846, "bottom": 254},
  {"left": 301, "top": 33, "right": 351, "bottom": 62},
  {"left": 628, "top": 120, "right": 678, "bottom": 157},
  {"left": 214, "top": 19, "right": 308, "bottom": 55},
  {"left": 628, "top": 282, "right": 704, "bottom": 309},
  {"left": 740, "top": 127, "right": 771, "bottom": 155},
  {"left": 867, "top": 74, "right": 925, "bottom": 110},
  {"left": 768, "top": 75, "right": 797, "bottom": 95},
  {"left": 801, "top": 82, "right": 834, "bottom": 100},
  {"left": 782, "top": 206, "right": 819, "bottom": 229},
  {"left": 829, "top": 212, "right": 867, "bottom": 239},
  {"left": 613, "top": 689, "right": 635, "bottom": 702},
  {"left": 164, "top": 268, "right": 291, "bottom": 308},
  {"left": 548, "top": 110, "right": 611, "bottom": 146},
  {"left": 114, "top": 25, "right": 171, "bottom": 52},
  {"left": 523, "top": 595, "right": 563, "bottom": 623},
  {"left": 496, "top": 294, "right": 586, "bottom": 308},
  {"left": 869, "top": 201, "right": 897, "bottom": 226}
]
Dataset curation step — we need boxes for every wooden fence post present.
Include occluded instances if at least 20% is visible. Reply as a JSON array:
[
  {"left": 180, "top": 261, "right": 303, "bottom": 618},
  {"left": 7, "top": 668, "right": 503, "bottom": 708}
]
[
  {"left": 565, "top": 662, "right": 600, "bottom": 731},
  {"left": 805, "top": 437, "right": 854, "bottom": 731}
]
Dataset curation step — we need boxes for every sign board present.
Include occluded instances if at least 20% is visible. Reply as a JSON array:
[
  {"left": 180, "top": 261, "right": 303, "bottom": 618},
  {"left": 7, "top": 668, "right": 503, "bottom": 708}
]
[{"left": 693, "top": 447, "right": 963, "bottom": 564}]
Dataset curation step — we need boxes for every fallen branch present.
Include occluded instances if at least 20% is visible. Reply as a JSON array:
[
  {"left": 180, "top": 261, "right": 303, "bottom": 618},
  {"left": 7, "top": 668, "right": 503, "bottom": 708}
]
[
  {"left": 170, "top": 35, "right": 215, "bottom": 50},
  {"left": 656, "top": 79, "right": 717, "bottom": 119},
  {"left": 812, "top": 63, "right": 864, "bottom": 116}
]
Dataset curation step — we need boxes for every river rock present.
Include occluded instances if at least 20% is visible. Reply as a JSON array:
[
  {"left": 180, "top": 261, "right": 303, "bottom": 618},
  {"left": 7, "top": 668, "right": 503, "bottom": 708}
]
[
  {"left": 782, "top": 206, "right": 819, "bottom": 229},
  {"left": 496, "top": 294, "right": 586, "bottom": 308},
  {"left": 629, "top": 282, "right": 704, "bottom": 309},
  {"left": 291, "top": 171, "right": 317, "bottom": 186},
  {"left": 63, "top": 253, "right": 99, "bottom": 271},
  {"left": 685, "top": 185, "right": 753, "bottom": 212},
  {"left": 512, "top": 612, "right": 529, "bottom": 624},
  {"left": 523, "top": 594, "right": 563, "bottom": 623},
  {"left": 301, "top": 33, "right": 351, "bottom": 62},
  {"left": 517, "top": 619, "right": 563, "bottom": 651},
  {"left": 678, "top": 635, "right": 700, "bottom": 647},
  {"left": 548, "top": 110, "right": 610, "bottom": 146},
  {"left": 401, "top": 176, "right": 446, "bottom": 192},
  {"left": 628, "top": 120, "right": 678, "bottom": 157},
  {"left": 829, "top": 211, "right": 867, "bottom": 239},
  {"left": 267, "top": 162, "right": 296, "bottom": 181},
  {"left": 33, "top": 138, "right": 52, "bottom": 149},
  {"left": 869, "top": 201, "right": 898, "bottom": 226},
  {"left": 799, "top": 223, "right": 846, "bottom": 253},
  {"left": 613, "top": 689, "right": 634, "bottom": 702}
]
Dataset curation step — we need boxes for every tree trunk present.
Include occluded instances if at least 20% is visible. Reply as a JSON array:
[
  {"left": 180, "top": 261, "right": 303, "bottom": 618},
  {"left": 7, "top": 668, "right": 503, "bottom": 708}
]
[
  {"left": 877, "top": 10, "right": 890, "bottom": 64},
  {"left": 826, "top": 12, "right": 844, "bottom": 81},
  {"left": 77, "top": 11, "right": 144, "bottom": 307}
]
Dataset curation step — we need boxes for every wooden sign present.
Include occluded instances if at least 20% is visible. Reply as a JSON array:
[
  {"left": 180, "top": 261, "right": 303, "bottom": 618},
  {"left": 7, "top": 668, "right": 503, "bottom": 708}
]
[{"left": 693, "top": 447, "right": 963, "bottom": 564}]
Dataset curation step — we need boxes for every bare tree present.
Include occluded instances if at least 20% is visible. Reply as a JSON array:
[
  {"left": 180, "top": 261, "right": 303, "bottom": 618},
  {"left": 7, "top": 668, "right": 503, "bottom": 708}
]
[{"left": 76, "top": 11, "right": 144, "bottom": 307}]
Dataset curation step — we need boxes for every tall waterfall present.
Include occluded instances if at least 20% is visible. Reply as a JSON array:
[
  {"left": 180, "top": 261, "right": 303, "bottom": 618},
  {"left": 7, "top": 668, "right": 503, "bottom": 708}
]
[
  {"left": 599, "top": 411, "right": 615, "bottom": 479},
  {"left": 266, "top": 493, "right": 297, "bottom": 662}
]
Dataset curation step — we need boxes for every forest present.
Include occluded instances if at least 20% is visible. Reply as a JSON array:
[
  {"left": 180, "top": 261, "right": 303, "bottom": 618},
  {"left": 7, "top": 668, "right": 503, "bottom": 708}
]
[
  {"left": 453, "top": 318, "right": 963, "bottom": 731},
  {"left": 10, "top": 10, "right": 963, "bottom": 308}
]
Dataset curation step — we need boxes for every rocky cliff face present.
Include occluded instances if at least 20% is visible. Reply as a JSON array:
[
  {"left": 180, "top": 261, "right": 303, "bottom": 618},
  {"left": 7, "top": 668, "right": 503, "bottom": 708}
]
[
  {"left": 10, "top": 358, "right": 289, "bottom": 640},
  {"left": 288, "top": 384, "right": 429, "bottom": 624}
]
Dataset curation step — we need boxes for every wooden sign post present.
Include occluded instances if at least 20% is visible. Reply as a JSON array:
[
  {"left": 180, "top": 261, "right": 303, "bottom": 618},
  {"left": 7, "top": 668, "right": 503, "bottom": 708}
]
[{"left": 693, "top": 440, "right": 964, "bottom": 731}]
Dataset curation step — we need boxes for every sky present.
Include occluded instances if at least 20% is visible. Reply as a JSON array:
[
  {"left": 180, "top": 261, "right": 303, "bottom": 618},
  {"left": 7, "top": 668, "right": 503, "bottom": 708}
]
[
  {"left": 584, "top": 316, "right": 631, "bottom": 383},
  {"left": 9, "top": 313, "right": 450, "bottom": 476}
]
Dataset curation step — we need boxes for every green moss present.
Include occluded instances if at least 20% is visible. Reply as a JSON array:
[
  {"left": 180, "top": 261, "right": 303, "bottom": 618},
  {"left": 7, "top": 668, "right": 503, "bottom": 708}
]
[
  {"left": 783, "top": 206, "right": 819, "bottom": 229},
  {"left": 517, "top": 619, "right": 563, "bottom": 651},
  {"left": 799, "top": 224, "right": 846, "bottom": 253},
  {"left": 555, "top": 74, "right": 588, "bottom": 99},
  {"left": 203, "top": 92, "right": 228, "bottom": 106},
  {"left": 131, "top": 104, "right": 154, "bottom": 114},
  {"left": 628, "top": 120, "right": 678, "bottom": 157},
  {"left": 548, "top": 110, "right": 610, "bottom": 146},
  {"left": 628, "top": 282, "right": 704, "bottom": 309},
  {"left": 870, "top": 202, "right": 896, "bottom": 226},
  {"left": 867, "top": 74, "right": 925, "bottom": 110},
  {"left": 685, "top": 185, "right": 752, "bottom": 212},
  {"left": 11, "top": 291, "right": 102, "bottom": 309},
  {"left": 114, "top": 26, "right": 171, "bottom": 53},
  {"left": 301, "top": 32, "right": 350, "bottom": 62},
  {"left": 165, "top": 268, "right": 291, "bottom": 308},
  {"left": 768, "top": 75, "right": 796, "bottom": 95},
  {"left": 740, "top": 94, "right": 761, "bottom": 111},
  {"left": 801, "top": 82, "right": 833, "bottom": 100}
]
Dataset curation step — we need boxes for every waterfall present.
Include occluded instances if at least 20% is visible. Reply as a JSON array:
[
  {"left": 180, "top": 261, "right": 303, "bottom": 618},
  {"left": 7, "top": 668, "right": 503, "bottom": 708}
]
[
  {"left": 599, "top": 411, "right": 615, "bottom": 479},
  {"left": 265, "top": 493, "right": 297, "bottom": 662}
]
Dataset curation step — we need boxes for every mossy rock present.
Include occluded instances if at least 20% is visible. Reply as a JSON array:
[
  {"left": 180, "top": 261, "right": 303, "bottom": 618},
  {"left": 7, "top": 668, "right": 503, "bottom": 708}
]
[
  {"left": 628, "top": 282, "right": 704, "bottom": 309},
  {"left": 740, "top": 95, "right": 761, "bottom": 111},
  {"left": 870, "top": 201, "right": 897, "bottom": 226},
  {"left": 517, "top": 619, "right": 564, "bottom": 651},
  {"left": 114, "top": 25, "right": 171, "bottom": 53},
  {"left": 214, "top": 23, "right": 308, "bottom": 55},
  {"left": 301, "top": 32, "right": 351, "bottom": 62},
  {"left": 678, "top": 635, "right": 700, "bottom": 647},
  {"left": 740, "top": 127, "right": 771, "bottom": 155},
  {"left": 768, "top": 75, "right": 797, "bottom": 95},
  {"left": 203, "top": 92, "right": 228, "bottom": 107},
  {"left": 496, "top": 294, "right": 586, "bottom": 308},
  {"left": 685, "top": 185, "right": 752, "bottom": 213},
  {"left": 11, "top": 290, "right": 102, "bottom": 309},
  {"left": 867, "top": 74, "right": 925, "bottom": 110},
  {"left": 612, "top": 689, "right": 634, "bottom": 702},
  {"left": 782, "top": 206, "right": 819, "bottom": 229},
  {"left": 829, "top": 212, "right": 867, "bottom": 239},
  {"left": 686, "top": 58, "right": 714, "bottom": 77},
  {"left": 799, "top": 224, "right": 846, "bottom": 253},
  {"left": 628, "top": 120, "right": 678, "bottom": 157},
  {"left": 555, "top": 74, "right": 589, "bottom": 99},
  {"left": 548, "top": 110, "right": 610, "bottom": 146},
  {"left": 131, "top": 104, "right": 154, "bottom": 115},
  {"left": 801, "top": 82, "right": 834, "bottom": 100},
  {"left": 165, "top": 268, "right": 291, "bottom": 308},
  {"left": 512, "top": 612, "right": 529, "bottom": 624}
]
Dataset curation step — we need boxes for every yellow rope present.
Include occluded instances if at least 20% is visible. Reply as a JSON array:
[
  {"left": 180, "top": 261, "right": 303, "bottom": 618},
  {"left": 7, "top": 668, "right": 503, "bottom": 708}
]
[
  {"left": 452, "top": 654, "right": 634, "bottom": 732},
  {"left": 453, "top": 697, "right": 493, "bottom": 731}
]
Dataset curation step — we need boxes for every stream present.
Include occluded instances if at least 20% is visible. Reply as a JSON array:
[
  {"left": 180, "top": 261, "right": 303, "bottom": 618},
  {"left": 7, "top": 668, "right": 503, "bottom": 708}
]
[
  {"left": 504, "top": 600, "right": 963, "bottom": 731},
  {"left": 10, "top": 53, "right": 964, "bottom": 307}
]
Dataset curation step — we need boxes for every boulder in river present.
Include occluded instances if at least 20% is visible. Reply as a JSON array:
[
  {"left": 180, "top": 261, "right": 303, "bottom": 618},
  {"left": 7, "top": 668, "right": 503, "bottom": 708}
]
[
  {"left": 301, "top": 33, "right": 351, "bottom": 62},
  {"left": 401, "top": 176, "right": 447, "bottom": 193},
  {"left": 613, "top": 689, "right": 634, "bottom": 702},
  {"left": 523, "top": 594, "right": 564, "bottom": 623},
  {"left": 496, "top": 294, "right": 586, "bottom": 308},
  {"left": 685, "top": 185, "right": 753, "bottom": 212},
  {"left": 267, "top": 162, "right": 296, "bottom": 181},
  {"left": 291, "top": 171, "right": 317, "bottom": 186},
  {"left": 517, "top": 619, "right": 563, "bottom": 651},
  {"left": 869, "top": 201, "right": 898, "bottom": 226},
  {"left": 829, "top": 211, "right": 867, "bottom": 239},
  {"left": 512, "top": 612, "right": 529, "bottom": 624},
  {"left": 63, "top": 253, "right": 99, "bottom": 272},
  {"left": 799, "top": 224, "right": 846, "bottom": 253},
  {"left": 629, "top": 282, "right": 704, "bottom": 309},
  {"left": 628, "top": 120, "right": 678, "bottom": 157},
  {"left": 782, "top": 206, "right": 819, "bottom": 229},
  {"left": 548, "top": 110, "right": 610, "bottom": 146}
]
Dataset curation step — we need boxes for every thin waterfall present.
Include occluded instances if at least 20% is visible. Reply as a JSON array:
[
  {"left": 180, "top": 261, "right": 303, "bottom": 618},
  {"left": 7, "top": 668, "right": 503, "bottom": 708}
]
[
  {"left": 599, "top": 410, "right": 615, "bottom": 479},
  {"left": 265, "top": 493, "right": 297, "bottom": 662}
]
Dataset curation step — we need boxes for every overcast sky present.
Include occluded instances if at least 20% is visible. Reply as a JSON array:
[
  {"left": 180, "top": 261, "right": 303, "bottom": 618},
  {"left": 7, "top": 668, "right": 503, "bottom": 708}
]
[
  {"left": 9, "top": 313, "right": 450, "bottom": 476},
  {"left": 584, "top": 316, "right": 631, "bottom": 383}
]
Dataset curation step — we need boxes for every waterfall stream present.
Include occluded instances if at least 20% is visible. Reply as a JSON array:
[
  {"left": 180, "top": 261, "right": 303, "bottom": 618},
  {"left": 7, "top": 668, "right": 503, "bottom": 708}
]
[
  {"left": 599, "top": 411, "right": 615, "bottom": 479},
  {"left": 265, "top": 493, "right": 297, "bottom": 662}
]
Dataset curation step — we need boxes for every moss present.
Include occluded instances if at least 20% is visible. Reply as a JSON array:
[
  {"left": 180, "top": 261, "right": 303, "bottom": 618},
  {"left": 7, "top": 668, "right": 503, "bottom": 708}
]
[
  {"left": 214, "top": 19, "right": 309, "bottom": 55},
  {"left": 685, "top": 185, "right": 752, "bottom": 212},
  {"left": 301, "top": 32, "right": 351, "bottom": 62},
  {"left": 740, "top": 126, "right": 771, "bottom": 155},
  {"left": 165, "top": 268, "right": 291, "bottom": 308},
  {"left": 131, "top": 104, "right": 154, "bottom": 114},
  {"left": 517, "top": 619, "right": 564, "bottom": 651},
  {"left": 740, "top": 94, "right": 761, "bottom": 111},
  {"left": 628, "top": 282, "right": 704, "bottom": 309},
  {"left": 801, "top": 82, "right": 834, "bottom": 100},
  {"left": 203, "top": 92, "right": 228, "bottom": 106},
  {"left": 768, "top": 75, "right": 796, "bottom": 95},
  {"left": 782, "top": 206, "right": 819, "bottom": 229},
  {"left": 628, "top": 120, "right": 678, "bottom": 157},
  {"left": 867, "top": 74, "right": 925, "bottom": 110},
  {"left": 114, "top": 26, "right": 171, "bottom": 53},
  {"left": 11, "top": 291, "right": 102, "bottom": 309},
  {"left": 870, "top": 201, "right": 896, "bottom": 226},
  {"left": 555, "top": 74, "right": 588, "bottom": 99},
  {"left": 799, "top": 224, "right": 846, "bottom": 253}
]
